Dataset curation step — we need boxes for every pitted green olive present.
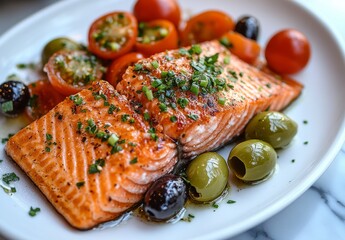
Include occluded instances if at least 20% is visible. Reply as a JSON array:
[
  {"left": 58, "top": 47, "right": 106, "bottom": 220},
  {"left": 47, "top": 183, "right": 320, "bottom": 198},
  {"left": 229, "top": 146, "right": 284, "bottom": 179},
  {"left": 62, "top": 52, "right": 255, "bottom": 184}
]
[
  {"left": 245, "top": 111, "right": 298, "bottom": 148},
  {"left": 41, "top": 37, "right": 82, "bottom": 66},
  {"left": 228, "top": 139, "right": 276, "bottom": 182},
  {"left": 186, "top": 152, "right": 229, "bottom": 203}
]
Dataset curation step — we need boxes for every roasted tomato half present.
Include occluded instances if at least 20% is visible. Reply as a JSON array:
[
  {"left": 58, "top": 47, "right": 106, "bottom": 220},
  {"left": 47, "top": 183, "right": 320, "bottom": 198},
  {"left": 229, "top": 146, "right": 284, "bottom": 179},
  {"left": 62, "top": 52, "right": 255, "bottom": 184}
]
[
  {"left": 88, "top": 11, "right": 138, "bottom": 59},
  {"left": 135, "top": 19, "right": 178, "bottom": 55},
  {"left": 25, "top": 79, "right": 65, "bottom": 121},
  {"left": 180, "top": 10, "right": 235, "bottom": 46},
  {"left": 220, "top": 31, "right": 261, "bottom": 64},
  {"left": 106, "top": 52, "right": 144, "bottom": 87},
  {"left": 44, "top": 50, "right": 105, "bottom": 96},
  {"left": 133, "top": 0, "right": 181, "bottom": 28}
]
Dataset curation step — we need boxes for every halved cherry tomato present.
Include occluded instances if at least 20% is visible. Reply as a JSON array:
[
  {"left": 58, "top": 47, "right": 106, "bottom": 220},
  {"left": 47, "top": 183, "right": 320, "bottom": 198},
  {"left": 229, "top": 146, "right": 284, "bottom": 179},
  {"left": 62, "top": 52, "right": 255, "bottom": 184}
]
[
  {"left": 25, "top": 79, "right": 65, "bottom": 121},
  {"left": 106, "top": 52, "right": 144, "bottom": 87},
  {"left": 133, "top": 0, "right": 181, "bottom": 29},
  {"left": 88, "top": 11, "right": 138, "bottom": 59},
  {"left": 220, "top": 31, "right": 261, "bottom": 64},
  {"left": 135, "top": 20, "right": 178, "bottom": 55},
  {"left": 265, "top": 29, "right": 311, "bottom": 74},
  {"left": 180, "top": 10, "right": 235, "bottom": 46},
  {"left": 44, "top": 50, "right": 105, "bottom": 96}
]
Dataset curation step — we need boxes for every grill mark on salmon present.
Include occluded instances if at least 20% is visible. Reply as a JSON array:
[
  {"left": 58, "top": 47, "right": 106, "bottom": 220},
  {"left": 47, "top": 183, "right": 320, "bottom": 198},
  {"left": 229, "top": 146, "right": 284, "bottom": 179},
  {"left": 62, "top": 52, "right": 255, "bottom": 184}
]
[
  {"left": 117, "top": 41, "right": 302, "bottom": 158},
  {"left": 5, "top": 81, "right": 178, "bottom": 229}
]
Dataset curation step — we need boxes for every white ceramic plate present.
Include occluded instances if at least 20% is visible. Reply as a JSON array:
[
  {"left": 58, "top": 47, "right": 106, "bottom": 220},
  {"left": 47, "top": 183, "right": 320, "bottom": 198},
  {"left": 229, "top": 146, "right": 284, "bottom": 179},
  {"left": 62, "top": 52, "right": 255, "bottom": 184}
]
[{"left": 1, "top": 0, "right": 345, "bottom": 239}]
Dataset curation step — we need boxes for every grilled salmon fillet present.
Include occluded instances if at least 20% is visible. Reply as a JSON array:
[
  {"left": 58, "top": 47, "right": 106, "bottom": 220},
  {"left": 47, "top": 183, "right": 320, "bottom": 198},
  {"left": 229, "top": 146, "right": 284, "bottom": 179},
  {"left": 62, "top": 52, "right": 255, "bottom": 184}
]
[
  {"left": 117, "top": 41, "right": 303, "bottom": 158},
  {"left": 5, "top": 81, "right": 177, "bottom": 229}
]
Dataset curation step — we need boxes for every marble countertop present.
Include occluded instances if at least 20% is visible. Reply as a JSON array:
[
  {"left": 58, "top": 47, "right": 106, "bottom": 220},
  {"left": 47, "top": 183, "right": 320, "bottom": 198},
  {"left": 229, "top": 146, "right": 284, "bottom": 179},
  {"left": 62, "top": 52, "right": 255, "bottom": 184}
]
[{"left": 0, "top": 1, "right": 344, "bottom": 240}]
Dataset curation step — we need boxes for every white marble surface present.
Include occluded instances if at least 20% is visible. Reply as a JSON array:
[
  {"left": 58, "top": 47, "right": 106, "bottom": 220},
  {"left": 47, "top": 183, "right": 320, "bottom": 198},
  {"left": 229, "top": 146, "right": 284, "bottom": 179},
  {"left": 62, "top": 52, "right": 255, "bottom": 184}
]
[{"left": 0, "top": 0, "right": 344, "bottom": 240}]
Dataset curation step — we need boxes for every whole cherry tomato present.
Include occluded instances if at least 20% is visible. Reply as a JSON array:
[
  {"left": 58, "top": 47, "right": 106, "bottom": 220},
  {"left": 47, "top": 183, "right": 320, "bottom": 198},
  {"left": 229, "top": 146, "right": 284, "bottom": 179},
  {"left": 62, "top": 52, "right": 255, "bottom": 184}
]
[
  {"left": 220, "top": 31, "right": 261, "bottom": 64},
  {"left": 180, "top": 10, "right": 235, "bottom": 46},
  {"left": 133, "top": 0, "right": 181, "bottom": 29},
  {"left": 265, "top": 29, "right": 311, "bottom": 74},
  {"left": 106, "top": 52, "right": 144, "bottom": 87},
  {"left": 135, "top": 20, "right": 178, "bottom": 55},
  {"left": 88, "top": 11, "right": 138, "bottom": 59},
  {"left": 44, "top": 50, "right": 105, "bottom": 96},
  {"left": 25, "top": 79, "right": 65, "bottom": 121}
]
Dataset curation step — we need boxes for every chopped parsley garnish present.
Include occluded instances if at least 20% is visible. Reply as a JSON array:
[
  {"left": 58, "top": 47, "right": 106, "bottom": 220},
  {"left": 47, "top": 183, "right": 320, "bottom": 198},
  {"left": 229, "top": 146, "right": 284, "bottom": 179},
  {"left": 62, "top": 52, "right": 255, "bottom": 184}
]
[
  {"left": 142, "top": 86, "right": 153, "bottom": 101},
  {"left": 1, "top": 185, "right": 16, "bottom": 194},
  {"left": 303, "top": 120, "right": 308, "bottom": 124},
  {"left": 218, "top": 97, "right": 226, "bottom": 106},
  {"left": 143, "top": 112, "right": 150, "bottom": 121},
  {"left": 1, "top": 133, "right": 14, "bottom": 144},
  {"left": 177, "top": 98, "right": 189, "bottom": 108},
  {"left": 77, "top": 121, "right": 83, "bottom": 132},
  {"left": 219, "top": 37, "right": 233, "bottom": 48},
  {"left": 69, "top": 94, "right": 84, "bottom": 106},
  {"left": 121, "top": 114, "right": 130, "bottom": 122},
  {"left": 187, "top": 114, "right": 199, "bottom": 121},
  {"left": 76, "top": 181, "right": 85, "bottom": 189},
  {"left": 129, "top": 157, "right": 138, "bottom": 165},
  {"left": 16, "top": 63, "right": 36, "bottom": 69},
  {"left": 291, "top": 159, "right": 296, "bottom": 163},
  {"left": 304, "top": 141, "right": 309, "bottom": 145},
  {"left": 212, "top": 202, "right": 219, "bottom": 209},
  {"left": 45, "top": 147, "right": 51, "bottom": 152},
  {"left": 151, "top": 60, "right": 159, "bottom": 69},
  {"left": 1, "top": 101, "right": 13, "bottom": 113},
  {"left": 107, "top": 134, "right": 119, "bottom": 147},
  {"left": 170, "top": 115, "right": 177, "bottom": 122},
  {"left": 111, "top": 145, "right": 123, "bottom": 154},
  {"left": 28, "top": 207, "right": 40, "bottom": 217},
  {"left": 134, "top": 63, "right": 143, "bottom": 71},
  {"left": 148, "top": 128, "right": 158, "bottom": 141},
  {"left": 46, "top": 133, "right": 53, "bottom": 141},
  {"left": 88, "top": 159, "right": 105, "bottom": 174},
  {"left": 2, "top": 172, "right": 20, "bottom": 185},
  {"left": 227, "top": 200, "right": 236, "bottom": 204},
  {"left": 108, "top": 104, "right": 117, "bottom": 114}
]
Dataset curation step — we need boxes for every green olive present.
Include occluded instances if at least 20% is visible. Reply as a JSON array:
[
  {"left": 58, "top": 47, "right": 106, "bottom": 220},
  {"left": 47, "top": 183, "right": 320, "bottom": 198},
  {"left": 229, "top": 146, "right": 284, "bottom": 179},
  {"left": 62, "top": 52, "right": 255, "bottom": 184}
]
[
  {"left": 245, "top": 111, "right": 298, "bottom": 148},
  {"left": 228, "top": 139, "right": 276, "bottom": 182},
  {"left": 41, "top": 37, "right": 82, "bottom": 66},
  {"left": 186, "top": 152, "right": 229, "bottom": 203}
]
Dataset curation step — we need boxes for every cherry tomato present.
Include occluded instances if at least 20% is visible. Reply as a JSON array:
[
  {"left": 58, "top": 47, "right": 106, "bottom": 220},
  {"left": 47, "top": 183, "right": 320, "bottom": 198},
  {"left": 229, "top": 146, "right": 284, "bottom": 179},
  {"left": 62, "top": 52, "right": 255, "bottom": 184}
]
[
  {"left": 180, "top": 10, "right": 235, "bottom": 47},
  {"left": 265, "top": 29, "right": 311, "bottom": 74},
  {"left": 25, "top": 79, "right": 65, "bottom": 121},
  {"left": 133, "top": 0, "right": 181, "bottom": 29},
  {"left": 135, "top": 20, "right": 178, "bottom": 55},
  {"left": 106, "top": 52, "right": 144, "bottom": 87},
  {"left": 88, "top": 11, "right": 138, "bottom": 59},
  {"left": 44, "top": 50, "right": 105, "bottom": 96},
  {"left": 220, "top": 31, "right": 261, "bottom": 64}
]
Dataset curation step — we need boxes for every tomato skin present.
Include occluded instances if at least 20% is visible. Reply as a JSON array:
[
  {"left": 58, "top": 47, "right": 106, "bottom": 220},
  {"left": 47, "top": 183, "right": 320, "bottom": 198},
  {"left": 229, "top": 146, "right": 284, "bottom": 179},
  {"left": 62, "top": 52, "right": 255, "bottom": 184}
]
[
  {"left": 106, "top": 52, "right": 144, "bottom": 87},
  {"left": 25, "top": 79, "right": 65, "bottom": 121},
  {"left": 88, "top": 11, "right": 138, "bottom": 59},
  {"left": 265, "top": 29, "right": 311, "bottom": 74},
  {"left": 44, "top": 50, "right": 104, "bottom": 96},
  {"left": 135, "top": 20, "right": 178, "bottom": 56},
  {"left": 221, "top": 31, "right": 261, "bottom": 64},
  {"left": 133, "top": 0, "right": 181, "bottom": 28},
  {"left": 180, "top": 10, "right": 235, "bottom": 46}
]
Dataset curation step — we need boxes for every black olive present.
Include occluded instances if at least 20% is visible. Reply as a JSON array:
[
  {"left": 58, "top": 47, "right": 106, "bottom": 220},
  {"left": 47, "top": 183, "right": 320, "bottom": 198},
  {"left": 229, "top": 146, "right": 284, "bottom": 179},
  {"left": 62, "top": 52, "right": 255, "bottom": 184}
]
[
  {"left": 143, "top": 174, "right": 187, "bottom": 221},
  {"left": 0, "top": 80, "right": 30, "bottom": 117},
  {"left": 234, "top": 16, "right": 260, "bottom": 41}
]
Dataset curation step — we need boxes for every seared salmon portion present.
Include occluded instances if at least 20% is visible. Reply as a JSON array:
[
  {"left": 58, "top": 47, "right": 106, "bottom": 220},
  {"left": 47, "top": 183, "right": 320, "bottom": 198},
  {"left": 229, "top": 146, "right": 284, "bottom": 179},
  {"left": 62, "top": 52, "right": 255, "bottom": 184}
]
[
  {"left": 5, "top": 81, "right": 177, "bottom": 229},
  {"left": 117, "top": 41, "right": 302, "bottom": 158}
]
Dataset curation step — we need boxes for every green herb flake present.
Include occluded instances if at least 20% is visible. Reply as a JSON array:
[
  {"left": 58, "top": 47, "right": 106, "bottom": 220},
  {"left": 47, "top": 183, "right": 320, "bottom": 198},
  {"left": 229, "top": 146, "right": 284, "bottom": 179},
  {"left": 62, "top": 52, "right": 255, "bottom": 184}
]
[
  {"left": 108, "top": 134, "right": 119, "bottom": 147},
  {"left": 88, "top": 159, "right": 105, "bottom": 174},
  {"left": 218, "top": 97, "right": 226, "bottom": 106},
  {"left": 151, "top": 60, "right": 159, "bottom": 69},
  {"left": 1, "top": 101, "right": 13, "bottom": 113},
  {"left": 121, "top": 114, "right": 130, "bottom": 122},
  {"left": 142, "top": 86, "right": 153, "bottom": 101},
  {"left": 46, "top": 133, "right": 53, "bottom": 141},
  {"left": 187, "top": 114, "right": 199, "bottom": 121},
  {"left": 69, "top": 95, "right": 84, "bottom": 106},
  {"left": 143, "top": 112, "right": 150, "bottom": 121},
  {"left": 219, "top": 37, "right": 233, "bottom": 48},
  {"left": 134, "top": 63, "right": 143, "bottom": 71},
  {"left": 0, "top": 160, "right": 3, "bottom": 163},
  {"left": 189, "top": 45, "right": 202, "bottom": 55},
  {"left": 1, "top": 133, "right": 14, "bottom": 144},
  {"left": 159, "top": 103, "right": 168, "bottom": 112},
  {"left": 108, "top": 104, "right": 117, "bottom": 114},
  {"left": 170, "top": 115, "right": 177, "bottom": 123},
  {"left": 111, "top": 145, "right": 123, "bottom": 154},
  {"left": 28, "top": 207, "right": 41, "bottom": 217},
  {"left": 291, "top": 159, "right": 296, "bottom": 163},
  {"left": 212, "top": 203, "right": 219, "bottom": 209},
  {"left": 129, "top": 157, "right": 138, "bottom": 165},
  {"left": 177, "top": 98, "right": 189, "bottom": 109},
  {"left": 227, "top": 200, "right": 236, "bottom": 204},
  {"left": 2, "top": 172, "right": 20, "bottom": 185},
  {"left": 303, "top": 120, "right": 308, "bottom": 124},
  {"left": 304, "top": 141, "right": 309, "bottom": 145},
  {"left": 76, "top": 181, "right": 85, "bottom": 189},
  {"left": 223, "top": 56, "right": 230, "bottom": 64},
  {"left": 45, "top": 147, "right": 51, "bottom": 152}
]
